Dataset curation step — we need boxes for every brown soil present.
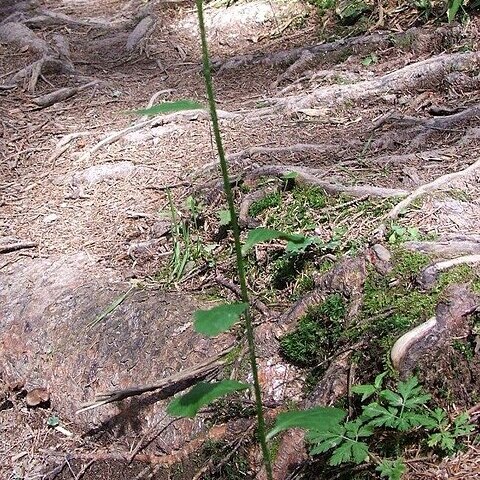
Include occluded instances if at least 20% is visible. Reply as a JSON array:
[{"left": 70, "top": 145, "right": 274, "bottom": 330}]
[{"left": 1, "top": 0, "right": 480, "bottom": 479}]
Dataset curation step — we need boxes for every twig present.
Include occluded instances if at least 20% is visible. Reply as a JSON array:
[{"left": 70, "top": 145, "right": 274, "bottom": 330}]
[
  {"left": 76, "top": 345, "right": 235, "bottom": 412},
  {"left": 0, "top": 241, "right": 37, "bottom": 254},
  {"left": 215, "top": 276, "right": 271, "bottom": 317}
]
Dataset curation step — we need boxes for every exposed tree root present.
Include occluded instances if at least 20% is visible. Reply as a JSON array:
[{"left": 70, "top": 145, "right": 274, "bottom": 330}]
[
  {"left": 404, "top": 237, "right": 480, "bottom": 257},
  {"left": 1, "top": 22, "right": 75, "bottom": 92},
  {"left": 379, "top": 153, "right": 480, "bottom": 233},
  {"left": 372, "top": 103, "right": 480, "bottom": 149},
  {"left": 32, "top": 81, "right": 99, "bottom": 108},
  {"left": 212, "top": 25, "right": 458, "bottom": 73},
  {"left": 238, "top": 182, "right": 280, "bottom": 228},
  {"left": 258, "top": 349, "right": 355, "bottom": 480},
  {"left": 246, "top": 165, "right": 409, "bottom": 198},
  {"left": 251, "top": 51, "right": 480, "bottom": 115},
  {"left": 390, "top": 285, "right": 478, "bottom": 375},
  {"left": 418, "top": 254, "right": 480, "bottom": 290},
  {"left": 79, "top": 109, "right": 238, "bottom": 162}
]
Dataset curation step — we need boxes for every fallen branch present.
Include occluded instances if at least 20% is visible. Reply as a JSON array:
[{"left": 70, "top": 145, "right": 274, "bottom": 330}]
[
  {"left": 0, "top": 241, "right": 37, "bottom": 254},
  {"left": 76, "top": 345, "right": 235, "bottom": 413}
]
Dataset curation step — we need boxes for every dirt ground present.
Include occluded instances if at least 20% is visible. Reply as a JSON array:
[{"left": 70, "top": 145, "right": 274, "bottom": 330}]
[{"left": 1, "top": 0, "right": 480, "bottom": 479}]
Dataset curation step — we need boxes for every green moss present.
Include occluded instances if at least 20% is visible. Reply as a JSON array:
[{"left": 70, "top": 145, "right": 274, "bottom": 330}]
[
  {"left": 249, "top": 191, "right": 281, "bottom": 217},
  {"left": 292, "top": 185, "right": 328, "bottom": 209},
  {"left": 280, "top": 294, "right": 346, "bottom": 367},
  {"left": 436, "top": 264, "right": 479, "bottom": 291},
  {"left": 391, "top": 248, "right": 431, "bottom": 279}
]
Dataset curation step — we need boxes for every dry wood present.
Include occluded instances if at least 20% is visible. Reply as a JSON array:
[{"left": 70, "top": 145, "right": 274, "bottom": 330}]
[
  {"left": 0, "top": 241, "right": 37, "bottom": 254},
  {"left": 76, "top": 345, "right": 235, "bottom": 413}
]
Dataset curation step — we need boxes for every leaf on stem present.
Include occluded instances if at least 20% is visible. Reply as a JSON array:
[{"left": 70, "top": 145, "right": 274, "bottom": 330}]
[
  {"left": 242, "top": 228, "right": 305, "bottom": 256},
  {"left": 266, "top": 407, "right": 346, "bottom": 440},
  {"left": 194, "top": 302, "right": 248, "bottom": 336},
  {"left": 131, "top": 100, "right": 203, "bottom": 116},
  {"left": 167, "top": 380, "right": 250, "bottom": 418}
]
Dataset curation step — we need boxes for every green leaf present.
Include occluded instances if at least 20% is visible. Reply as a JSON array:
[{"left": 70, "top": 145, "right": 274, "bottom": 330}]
[
  {"left": 167, "top": 380, "right": 249, "bottom": 418},
  {"left": 329, "top": 441, "right": 369, "bottom": 466},
  {"left": 363, "top": 403, "right": 399, "bottom": 428},
  {"left": 266, "top": 407, "right": 346, "bottom": 440},
  {"left": 447, "top": 0, "right": 463, "bottom": 22},
  {"left": 351, "top": 384, "right": 376, "bottom": 402},
  {"left": 374, "top": 372, "right": 388, "bottom": 389},
  {"left": 194, "top": 302, "right": 248, "bottom": 337},
  {"left": 380, "top": 389, "right": 403, "bottom": 407},
  {"left": 377, "top": 458, "right": 406, "bottom": 480},
  {"left": 308, "top": 428, "right": 344, "bottom": 455},
  {"left": 217, "top": 209, "right": 232, "bottom": 226},
  {"left": 282, "top": 171, "right": 299, "bottom": 179},
  {"left": 131, "top": 100, "right": 203, "bottom": 116},
  {"left": 286, "top": 236, "right": 322, "bottom": 253},
  {"left": 453, "top": 413, "right": 475, "bottom": 436},
  {"left": 47, "top": 415, "right": 60, "bottom": 427},
  {"left": 242, "top": 228, "right": 304, "bottom": 255}
]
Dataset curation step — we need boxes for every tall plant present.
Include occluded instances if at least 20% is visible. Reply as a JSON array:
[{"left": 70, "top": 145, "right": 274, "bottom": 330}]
[{"left": 136, "top": 1, "right": 312, "bottom": 478}]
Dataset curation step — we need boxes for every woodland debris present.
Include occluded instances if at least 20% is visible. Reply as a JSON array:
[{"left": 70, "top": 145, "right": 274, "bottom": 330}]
[
  {"left": 32, "top": 80, "right": 99, "bottom": 108},
  {"left": 25, "top": 387, "right": 49, "bottom": 407},
  {"left": 404, "top": 238, "right": 480, "bottom": 257},
  {"left": 380, "top": 153, "right": 480, "bottom": 228},
  {"left": 0, "top": 240, "right": 37, "bottom": 254},
  {"left": 0, "top": 21, "right": 48, "bottom": 53},
  {"left": 126, "top": 15, "right": 155, "bottom": 52},
  {"left": 255, "top": 51, "right": 480, "bottom": 114}
]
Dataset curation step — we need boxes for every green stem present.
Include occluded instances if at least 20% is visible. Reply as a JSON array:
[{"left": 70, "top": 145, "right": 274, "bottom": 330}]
[{"left": 195, "top": 1, "right": 273, "bottom": 478}]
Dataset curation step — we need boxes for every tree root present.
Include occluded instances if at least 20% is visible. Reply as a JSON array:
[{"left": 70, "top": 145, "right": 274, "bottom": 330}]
[
  {"left": 79, "top": 109, "right": 238, "bottom": 162},
  {"left": 212, "top": 25, "right": 458, "bottom": 73},
  {"left": 404, "top": 236, "right": 480, "bottom": 258},
  {"left": 377, "top": 151, "right": 480, "bottom": 235},
  {"left": 252, "top": 51, "right": 480, "bottom": 115},
  {"left": 1, "top": 22, "right": 75, "bottom": 92},
  {"left": 246, "top": 165, "right": 409, "bottom": 198},
  {"left": 390, "top": 285, "right": 478, "bottom": 375},
  {"left": 32, "top": 81, "right": 99, "bottom": 108},
  {"left": 417, "top": 255, "right": 480, "bottom": 290}
]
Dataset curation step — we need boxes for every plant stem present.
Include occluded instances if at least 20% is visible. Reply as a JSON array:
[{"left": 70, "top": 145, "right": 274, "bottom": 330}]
[{"left": 195, "top": 1, "right": 273, "bottom": 478}]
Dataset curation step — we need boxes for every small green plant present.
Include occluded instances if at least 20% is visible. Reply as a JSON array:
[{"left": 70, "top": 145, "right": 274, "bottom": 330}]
[
  {"left": 447, "top": 0, "right": 464, "bottom": 21},
  {"left": 268, "top": 374, "right": 475, "bottom": 479},
  {"left": 361, "top": 53, "right": 378, "bottom": 67},
  {"left": 388, "top": 224, "right": 420, "bottom": 244}
]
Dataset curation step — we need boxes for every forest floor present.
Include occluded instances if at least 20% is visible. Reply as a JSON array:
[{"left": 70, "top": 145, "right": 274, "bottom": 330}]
[{"left": 1, "top": 0, "right": 480, "bottom": 479}]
